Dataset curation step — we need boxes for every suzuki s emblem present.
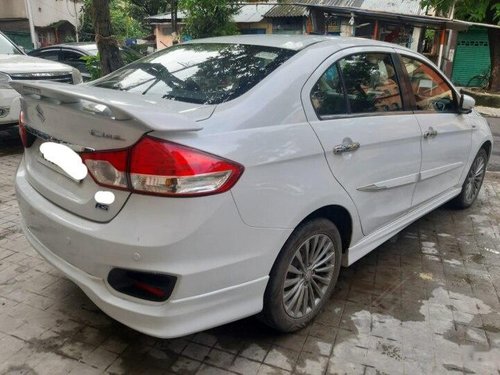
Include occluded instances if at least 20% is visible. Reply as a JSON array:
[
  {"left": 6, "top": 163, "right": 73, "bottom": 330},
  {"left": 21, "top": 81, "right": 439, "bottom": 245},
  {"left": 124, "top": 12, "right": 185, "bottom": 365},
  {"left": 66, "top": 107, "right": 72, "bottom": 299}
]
[{"left": 35, "top": 104, "right": 45, "bottom": 123}]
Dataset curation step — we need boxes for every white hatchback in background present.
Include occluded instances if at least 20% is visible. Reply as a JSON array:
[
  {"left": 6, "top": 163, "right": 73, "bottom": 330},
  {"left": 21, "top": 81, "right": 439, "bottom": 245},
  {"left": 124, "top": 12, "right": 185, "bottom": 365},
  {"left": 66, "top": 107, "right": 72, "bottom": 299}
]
[
  {"left": 0, "top": 32, "right": 81, "bottom": 127},
  {"left": 13, "top": 35, "right": 492, "bottom": 338}
]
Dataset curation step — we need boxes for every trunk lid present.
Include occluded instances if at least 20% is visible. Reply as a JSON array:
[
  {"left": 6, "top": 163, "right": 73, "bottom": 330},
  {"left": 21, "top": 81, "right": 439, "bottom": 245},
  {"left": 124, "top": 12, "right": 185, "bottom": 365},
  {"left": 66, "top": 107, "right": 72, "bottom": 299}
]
[{"left": 12, "top": 80, "right": 212, "bottom": 222}]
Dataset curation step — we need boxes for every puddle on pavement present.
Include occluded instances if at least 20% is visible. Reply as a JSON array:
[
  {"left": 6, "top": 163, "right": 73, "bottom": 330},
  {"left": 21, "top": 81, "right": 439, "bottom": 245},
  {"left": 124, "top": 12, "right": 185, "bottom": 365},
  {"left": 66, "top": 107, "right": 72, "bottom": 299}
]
[
  {"left": 332, "top": 286, "right": 499, "bottom": 373},
  {"left": 470, "top": 253, "right": 485, "bottom": 264}
]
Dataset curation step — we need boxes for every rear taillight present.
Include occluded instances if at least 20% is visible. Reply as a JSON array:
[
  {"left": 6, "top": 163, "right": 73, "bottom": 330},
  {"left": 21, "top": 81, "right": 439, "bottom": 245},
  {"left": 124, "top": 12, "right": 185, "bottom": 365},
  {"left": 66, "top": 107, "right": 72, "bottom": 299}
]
[
  {"left": 18, "top": 110, "right": 36, "bottom": 148},
  {"left": 80, "top": 149, "right": 128, "bottom": 190},
  {"left": 18, "top": 110, "right": 28, "bottom": 147},
  {"left": 81, "top": 136, "right": 244, "bottom": 197}
]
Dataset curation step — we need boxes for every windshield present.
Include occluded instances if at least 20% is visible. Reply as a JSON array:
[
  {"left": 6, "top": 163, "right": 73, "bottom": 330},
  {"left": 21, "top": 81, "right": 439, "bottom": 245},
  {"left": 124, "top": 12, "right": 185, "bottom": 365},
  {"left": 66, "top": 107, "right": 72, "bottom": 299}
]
[
  {"left": 92, "top": 43, "right": 296, "bottom": 104},
  {"left": 0, "top": 33, "right": 23, "bottom": 55}
]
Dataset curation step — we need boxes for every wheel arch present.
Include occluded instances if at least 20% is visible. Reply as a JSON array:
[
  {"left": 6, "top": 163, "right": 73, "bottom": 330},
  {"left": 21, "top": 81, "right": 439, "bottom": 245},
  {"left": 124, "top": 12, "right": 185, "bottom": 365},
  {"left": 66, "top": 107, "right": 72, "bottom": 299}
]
[
  {"left": 297, "top": 205, "right": 353, "bottom": 255},
  {"left": 482, "top": 140, "right": 492, "bottom": 159}
]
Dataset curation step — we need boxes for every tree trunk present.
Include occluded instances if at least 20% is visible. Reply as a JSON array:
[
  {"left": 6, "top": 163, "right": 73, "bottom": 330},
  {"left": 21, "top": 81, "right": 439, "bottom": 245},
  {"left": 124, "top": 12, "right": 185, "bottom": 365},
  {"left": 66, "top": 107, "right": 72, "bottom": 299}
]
[
  {"left": 171, "top": 0, "right": 178, "bottom": 35},
  {"left": 92, "top": 0, "right": 123, "bottom": 76},
  {"left": 488, "top": 27, "right": 500, "bottom": 92}
]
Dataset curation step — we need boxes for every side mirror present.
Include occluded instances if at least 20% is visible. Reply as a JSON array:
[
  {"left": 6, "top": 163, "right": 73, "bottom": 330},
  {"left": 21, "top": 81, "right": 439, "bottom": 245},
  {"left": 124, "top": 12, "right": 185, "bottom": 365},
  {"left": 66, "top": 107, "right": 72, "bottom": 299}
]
[{"left": 459, "top": 92, "right": 475, "bottom": 114}]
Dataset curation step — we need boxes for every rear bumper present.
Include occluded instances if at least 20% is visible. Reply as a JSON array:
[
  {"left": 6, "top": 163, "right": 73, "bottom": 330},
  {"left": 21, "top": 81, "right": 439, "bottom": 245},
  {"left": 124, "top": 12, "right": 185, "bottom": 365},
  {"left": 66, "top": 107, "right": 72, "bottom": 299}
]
[
  {"left": 0, "top": 88, "right": 20, "bottom": 126},
  {"left": 22, "top": 220, "right": 267, "bottom": 338},
  {"left": 16, "top": 160, "right": 291, "bottom": 338}
]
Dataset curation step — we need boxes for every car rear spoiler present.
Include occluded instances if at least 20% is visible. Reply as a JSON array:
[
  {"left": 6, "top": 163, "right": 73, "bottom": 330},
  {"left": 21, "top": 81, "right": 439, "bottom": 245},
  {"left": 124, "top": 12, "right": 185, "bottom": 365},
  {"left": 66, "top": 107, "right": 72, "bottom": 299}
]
[{"left": 10, "top": 80, "right": 204, "bottom": 132}]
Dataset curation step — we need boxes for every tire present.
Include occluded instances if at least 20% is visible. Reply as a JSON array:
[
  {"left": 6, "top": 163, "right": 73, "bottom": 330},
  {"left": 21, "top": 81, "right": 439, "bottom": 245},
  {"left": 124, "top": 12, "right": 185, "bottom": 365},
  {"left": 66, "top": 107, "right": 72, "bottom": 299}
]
[
  {"left": 451, "top": 148, "right": 488, "bottom": 209},
  {"left": 261, "top": 218, "right": 342, "bottom": 332}
]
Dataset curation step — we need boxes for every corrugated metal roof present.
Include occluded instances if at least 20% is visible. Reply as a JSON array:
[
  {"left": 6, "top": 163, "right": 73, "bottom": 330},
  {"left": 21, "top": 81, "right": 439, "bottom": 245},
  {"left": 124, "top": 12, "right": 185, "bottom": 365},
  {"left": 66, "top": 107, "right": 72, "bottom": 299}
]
[
  {"left": 265, "top": 4, "right": 309, "bottom": 18},
  {"left": 234, "top": 4, "right": 276, "bottom": 23},
  {"left": 147, "top": 5, "right": 276, "bottom": 23},
  {"left": 146, "top": 10, "right": 187, "bottom": 22},
  {"left": 292, "top": 0, "right": 426, "bottom": 16}
]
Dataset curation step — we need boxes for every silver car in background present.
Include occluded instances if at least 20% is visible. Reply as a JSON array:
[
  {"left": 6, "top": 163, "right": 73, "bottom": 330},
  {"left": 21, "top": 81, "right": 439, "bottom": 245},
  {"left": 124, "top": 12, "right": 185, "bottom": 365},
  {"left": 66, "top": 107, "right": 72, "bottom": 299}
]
[
  {"left": 13, "top": 35, "right": 492, "bottom": 338},
  {"left": 0, "top": 32, "right": 82, "bottom": 127}
]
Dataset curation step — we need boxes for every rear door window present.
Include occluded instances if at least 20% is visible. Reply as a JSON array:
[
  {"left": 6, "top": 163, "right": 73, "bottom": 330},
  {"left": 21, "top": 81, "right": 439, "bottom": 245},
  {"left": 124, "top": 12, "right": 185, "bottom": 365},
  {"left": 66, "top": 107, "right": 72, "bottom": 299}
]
[
  {"left": 338, "top": 53, "right": 403, "bottom": 113},
  {"left": 92, "top": 43, "right": 296, "bottom": 104},
  {"left": 310, "top": 64, "right": 347, "bottom": 118}
]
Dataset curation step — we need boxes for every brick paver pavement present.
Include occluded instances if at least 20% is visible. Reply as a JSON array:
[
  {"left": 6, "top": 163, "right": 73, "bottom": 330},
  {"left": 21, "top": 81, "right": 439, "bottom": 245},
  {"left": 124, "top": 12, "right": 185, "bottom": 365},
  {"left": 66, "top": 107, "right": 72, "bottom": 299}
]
[{"left": 1, "top": 142, "right": 500, "bottom": 374}]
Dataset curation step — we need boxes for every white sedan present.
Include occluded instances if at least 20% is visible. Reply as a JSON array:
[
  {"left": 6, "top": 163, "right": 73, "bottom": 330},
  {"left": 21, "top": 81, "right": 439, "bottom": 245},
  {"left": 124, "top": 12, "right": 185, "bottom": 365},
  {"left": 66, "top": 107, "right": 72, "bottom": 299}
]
[{"left": 13, "top": 35, "right": 492, "bottom": 338}]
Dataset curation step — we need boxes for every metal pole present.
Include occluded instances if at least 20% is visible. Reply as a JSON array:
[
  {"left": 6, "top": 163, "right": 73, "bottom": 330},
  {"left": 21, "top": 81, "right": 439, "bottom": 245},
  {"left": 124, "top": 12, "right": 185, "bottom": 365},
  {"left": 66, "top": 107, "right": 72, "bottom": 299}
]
[{"left": 24, "top": 0, "right": 37, "bottom": 49}]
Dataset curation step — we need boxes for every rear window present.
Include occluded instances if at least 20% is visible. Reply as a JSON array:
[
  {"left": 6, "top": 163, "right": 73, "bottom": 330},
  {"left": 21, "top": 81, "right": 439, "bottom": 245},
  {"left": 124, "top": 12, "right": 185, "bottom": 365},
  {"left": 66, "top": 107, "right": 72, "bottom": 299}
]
[{"left": 91, "top": 43, "right": 296, "bottom": 104}]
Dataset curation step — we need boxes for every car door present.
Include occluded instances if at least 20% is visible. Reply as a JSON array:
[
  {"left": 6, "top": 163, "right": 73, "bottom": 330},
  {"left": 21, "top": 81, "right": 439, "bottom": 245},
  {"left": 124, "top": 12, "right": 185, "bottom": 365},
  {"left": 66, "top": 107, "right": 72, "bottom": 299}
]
[
  {"left": 399, "top": 54, "right": 472, "bottom": 206},
  {"left": 302, "top": 47, "right": 422, "bottom": 236}
]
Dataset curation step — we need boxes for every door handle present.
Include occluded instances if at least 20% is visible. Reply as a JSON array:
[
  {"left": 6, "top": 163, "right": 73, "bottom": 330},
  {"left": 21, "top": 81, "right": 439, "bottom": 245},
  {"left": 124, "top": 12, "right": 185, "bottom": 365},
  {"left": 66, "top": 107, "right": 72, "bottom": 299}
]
[
  {"left": 333, "top": 142, "right": 360, "bottom": 154},
  {"left": 423, "top": 127, "right": 438, "bottom": 138}
]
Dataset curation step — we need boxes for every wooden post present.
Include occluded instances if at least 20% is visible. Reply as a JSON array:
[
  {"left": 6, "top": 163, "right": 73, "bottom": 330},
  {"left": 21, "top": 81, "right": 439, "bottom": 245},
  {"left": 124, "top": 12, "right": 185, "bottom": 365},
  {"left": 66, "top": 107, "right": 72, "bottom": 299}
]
[{"left": 437, "top": 28, "right": 446, "bottom": 70}]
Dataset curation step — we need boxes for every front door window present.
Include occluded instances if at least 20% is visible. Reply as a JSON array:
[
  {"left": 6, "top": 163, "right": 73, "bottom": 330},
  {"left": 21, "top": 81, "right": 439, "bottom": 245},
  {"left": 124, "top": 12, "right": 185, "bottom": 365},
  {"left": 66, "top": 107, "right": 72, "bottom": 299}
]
[{"left": 401, "top": 56, "right": 457, "bottom": 112}]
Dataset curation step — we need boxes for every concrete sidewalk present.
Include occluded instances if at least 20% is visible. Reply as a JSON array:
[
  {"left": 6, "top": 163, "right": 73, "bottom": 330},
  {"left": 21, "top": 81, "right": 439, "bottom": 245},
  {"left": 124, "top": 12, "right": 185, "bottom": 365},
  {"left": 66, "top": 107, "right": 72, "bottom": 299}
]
[{"left": 477, "top": 106, "right": 500, "bottom": 118}]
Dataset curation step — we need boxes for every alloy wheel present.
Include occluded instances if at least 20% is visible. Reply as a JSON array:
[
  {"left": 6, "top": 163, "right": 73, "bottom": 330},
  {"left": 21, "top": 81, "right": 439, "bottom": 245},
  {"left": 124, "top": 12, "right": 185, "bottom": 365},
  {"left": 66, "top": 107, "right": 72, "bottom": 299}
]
[
  {"left": 282, "top": 234, "right": 336, "bottom": 318},
  {"left": 464, "top": 154, "right": 486, "bottom": 204}
]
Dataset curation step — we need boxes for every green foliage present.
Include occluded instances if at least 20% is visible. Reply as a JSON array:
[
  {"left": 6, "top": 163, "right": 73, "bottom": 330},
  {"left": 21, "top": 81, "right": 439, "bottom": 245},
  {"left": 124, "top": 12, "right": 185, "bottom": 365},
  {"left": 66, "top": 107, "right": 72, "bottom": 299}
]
[
  {"left": 81, "top": 54, "right": 102, "bottom": 80},
  {"left": 179, "top": 0, "right": 239, "bottom": 39},
  {"left": 127, "top": 0, "right": 168, "bottom": 20},
  {"left": 81, "top": 49, "right": 140, "bottom": 80},
  {"left": 79, "top": 0, "right": 148, "bottom": 42},
  {"left": 420, "top": 0, "right": 500, "bottom": 24},
  {"left": 110, "top": 1, "right": 146, "bottom": 39}
]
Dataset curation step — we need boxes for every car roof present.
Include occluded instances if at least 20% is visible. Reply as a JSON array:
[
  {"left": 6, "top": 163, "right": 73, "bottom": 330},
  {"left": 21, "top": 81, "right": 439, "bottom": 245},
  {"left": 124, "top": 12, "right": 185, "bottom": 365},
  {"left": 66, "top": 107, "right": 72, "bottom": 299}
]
[
  {"left": 186, "top": 35, "right": 409, "bottom": 52},
  {"left": 33, "top": 43, "right": 97, "bottom": 52}
]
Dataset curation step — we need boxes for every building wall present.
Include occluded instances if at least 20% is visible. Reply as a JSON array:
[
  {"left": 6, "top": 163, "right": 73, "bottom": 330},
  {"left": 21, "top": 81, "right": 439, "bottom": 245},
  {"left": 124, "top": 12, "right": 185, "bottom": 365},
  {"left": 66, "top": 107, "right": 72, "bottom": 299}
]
[
  {"left": 238, "top": 21, "right": 272, "bottom": 34},
  {"left": 155, "top": 25, "right": 173, "bottom": 50},
  {"left": 1, "top": 0, "right": 84, "bottom": 49},
  {"left": 272, "top": 17, "right": 306, "bottom": 34},
  {"left": 0, "top": 0, "right": 83, "bottom": 28},
  {"left": 0, "top": 0, "right": 28, "bottom": 19},
  {"left": 154, "top": 24, "right": 185, "bottom": 50},
  {"left": 30, "top": 0, "right": 83, "bottom": 28}
]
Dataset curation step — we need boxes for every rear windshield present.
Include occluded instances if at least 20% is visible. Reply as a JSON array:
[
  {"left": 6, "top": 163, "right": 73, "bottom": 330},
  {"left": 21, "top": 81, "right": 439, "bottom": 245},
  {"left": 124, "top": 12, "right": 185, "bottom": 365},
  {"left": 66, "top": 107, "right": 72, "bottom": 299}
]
[{"left": 91, "top": 43, "right": 296, "bottom": 104}]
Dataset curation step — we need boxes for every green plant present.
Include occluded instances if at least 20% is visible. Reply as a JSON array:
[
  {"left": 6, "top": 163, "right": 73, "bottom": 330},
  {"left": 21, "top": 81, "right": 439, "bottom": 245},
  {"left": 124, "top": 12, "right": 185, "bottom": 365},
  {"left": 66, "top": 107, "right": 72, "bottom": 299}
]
[
  {"left": 79, "top": 0, "right": 147, "bottom": 42},
  {"left": 81, "top": 55, "right": 102, "bottom": 80},
  {"left": 179, "top": 0, "right": 239, "bottom": 39}
]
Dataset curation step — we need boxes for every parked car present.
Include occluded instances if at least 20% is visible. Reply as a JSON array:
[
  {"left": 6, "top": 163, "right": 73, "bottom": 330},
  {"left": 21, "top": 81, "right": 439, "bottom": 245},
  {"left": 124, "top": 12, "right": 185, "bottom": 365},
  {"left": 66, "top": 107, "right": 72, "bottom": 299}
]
[
  {"left": 13, "top": 35, "right": 493, "bottom": 338},
  {"left": 28, "top": 42, "right": 142, "bottom": 81},
  {"left": 0, "top": 32, "right": 82, "bottom": 128}
]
